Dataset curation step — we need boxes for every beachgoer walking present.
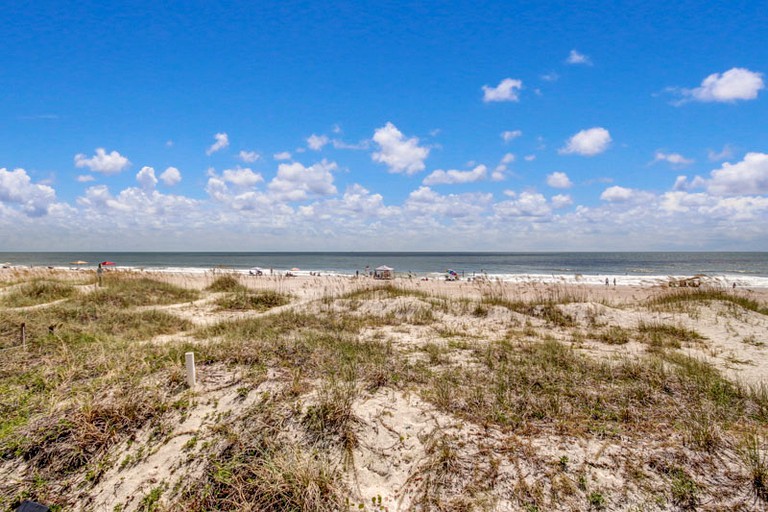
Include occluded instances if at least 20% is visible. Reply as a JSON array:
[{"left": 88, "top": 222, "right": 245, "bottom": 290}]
[{"left": 605, "top": 278, "right": 609, "bottom": 286}]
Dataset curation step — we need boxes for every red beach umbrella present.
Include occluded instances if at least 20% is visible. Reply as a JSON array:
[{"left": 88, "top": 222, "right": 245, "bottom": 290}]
[{"left": 100, "top": 261, "right": 116, "bottom": 266}]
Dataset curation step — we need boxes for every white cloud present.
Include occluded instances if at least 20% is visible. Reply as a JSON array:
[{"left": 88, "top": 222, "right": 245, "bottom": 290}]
[
  {"left": 546, "top": 171, "right": 573, "bottom": 189},
  {"left": 221, "top": 167, "right": 264, "bottom": 187},
  {"left": 682, "top": 68, "right": 764, "bottom": 103},
  {"left": 78, "top": 183, "right": 199, "bottom": 219},
  {"left": 159, "top": 167, "right": 182, "bottom": 186},
  {"left": 495, "top": 191, "right": 551, "bottom": 218},
  {"left": 332, "top": 139, "right": 369, "bottom": 151},
  {"left": 0, "top": 167, "right": 57, "bottom": 216},
  {"left": 482, "top": 78, "right": 523, "bottom": 102},
  {"left": 268, "top": 160, "right": 338, "bottom": 201},
  {"left": 136, "top": 166, "right": 158, "bottom": 191},
  {"left": 541, "top": 72, "right": 559, "bottom": 82},
  {"left": 74, "top": 148, "right": 130, "bottom": 175},
  {"left": 566, "top": 50, "right": 592, "bottom": 65},
  {"left": 76, "top": 175, "right": 95, "bottom": 183},
  {"left": 707, "top": 152, "right": 768, "bottom": 196},
  {"left": 600, "top": 185, "right": 637, "bottom": 202},
  {"left": 423, "top": 165, "right": 487, "bottom": 185},
  {"left": 274, "top": 151, "right": 292, "bottom": 161},
  {"left": 524, "top": 155, "right": 536, "bottom": 162},
  {"left": 372, "top": 122, "right": 430, "bottom": 175},
  {"left": 551, "top": 194, "right": 573, "bottom": 208},
  {"left": 501, "top": 153, "right": 516, "bottom": 164},
  {"left": 307, "top": 134, "right": 330, "bottom": 151},
  {"left": 653, "top": 151, "right": 694, "bottom": 166},
  {"left": 559, "top": 127, "right": 611, "bottom": 156},
  {"left": 238, "top": 150, "right": 260, "bottom": 163},
  {"left": 405, "top": 186, "right": 491, "bottom": 218},
  {"left": 206, "top": 132, "right": 229, "bottom": 155},
  {"left": 708, "top": 145, "right": 735, "bottom": 162},
  {"left": 501, "top": 130, "right": 522, "bottom": 142}
]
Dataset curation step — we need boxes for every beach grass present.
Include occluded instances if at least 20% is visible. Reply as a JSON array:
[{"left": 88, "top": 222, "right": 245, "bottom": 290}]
[
  {"left": 0, "top": 272, "right": 766, "bottom": 510},
  {"left": 0, "top": 279, "right": 77, "bottom": 308}
]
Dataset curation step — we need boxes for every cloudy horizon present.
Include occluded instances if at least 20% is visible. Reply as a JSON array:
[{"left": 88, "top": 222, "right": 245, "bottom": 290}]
[{"left": 2, "top": 2, "right": 766, "bottom": 252}]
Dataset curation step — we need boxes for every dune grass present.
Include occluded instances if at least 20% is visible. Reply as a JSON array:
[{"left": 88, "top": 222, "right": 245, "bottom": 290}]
[
  {"left": 214, "top": 290, "right": 290, "bottom": 311},
  {"left": 79, "top": 275, "right": 199, "bottom": 308},
  {"left": 0, "top": 279, "right": 77, "bottom": 308},
  {"left": 1, "top": 274, "right": 766, "bottom": 510},
  {"left": 648, "top": 288, "right": 768, "bottom": 315},
  {"left": 205, "top": 274, "right": 247, "bottom": 293}
]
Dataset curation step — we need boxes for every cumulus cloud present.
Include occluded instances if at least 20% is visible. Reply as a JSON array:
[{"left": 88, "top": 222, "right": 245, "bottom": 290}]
[
  {"left": 423, "top": 165, "right": 487, "bottom": 185},
  {"left": 136, "top": 166, "right": 158, "bottom": 191},
  {"left": 495, "top": 191, "right": 551, "bottom": 218},
  {"left": 273, "top": 151, "right": 292, "bottom": 161},
  {"left": 405, "top": 186, "right": 492, "bottom": 218},
  {"left": 546, "top": 171, "right": 573, "bottom": 189},
  {"left": 524, "top": 155, "right": 536, "bottom": 162},
  {"left": 372, "top": 122, "right": 430, "bottom": 175},
  {"left": 160, "top": 167, "right": 182, "bottom": 186},
  {"left": 307, "top": 134, "right": 330, "bottom": 151},
  {"left": 206, "top": 132, "right": 229, "bottom": 155},
  {"left": 501, "top": 130, "right": 522, "bottom": 142},
  {"left": 559, "top": 127, "right": 611, "bottom": 156},
  {"left": 238, "top": 150, "right": 260, "bottom": 163},
  {"left": 680, "top": 68, "right": 764, "bottom": 103},
  {"left": 600, "top": 186, "right": 637, "bottom": 202},
  {"left": 482, "top": 78, "right": 523, "bottom": 102},
  {"left": 551, "top": 194, "right": 573, "bottom": 208},
  {"left": 76, "top": 175, "right": 95, "bottom": 183},
  {"left": 221, "top": 167, "right": 264, "bottom": 187},
  {"left": 74, "top": 148, "right": 130, "bottom": 175},
  {"left": 268, "top": 160, "right": 338, "bottom": 201},
  {"left": 78, "top": 183, "right": 199, "bottom": 218},
  {"left": 707, "top": 152, "right": 768, "bottom": 195},
  {"left": 566, "top": 50, "right": 592, "bottom": 65},
  {"left": 501, "top": 153, "right": 516, "bottom": 164},
  {"left": 0, "top": 167, "right": 57, "bottom": 216},
  {"left": 653, "top": 151, "right": 694, "bottom": 166}
]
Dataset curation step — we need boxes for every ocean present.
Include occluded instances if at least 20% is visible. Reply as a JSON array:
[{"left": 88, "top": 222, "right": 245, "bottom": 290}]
[{"left": 1, "top": 252, "right": 767, "bottom": 287}]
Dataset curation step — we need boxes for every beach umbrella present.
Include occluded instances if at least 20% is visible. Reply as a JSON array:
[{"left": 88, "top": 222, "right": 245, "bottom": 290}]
[
  {"left": 69, "top": 260, "right": 88, "bottom": 266},
  {"left": 100, "top": 261, "right": 116, "bottom": 266},
  {"left": 291, "top": 267, "right": 300, "bottom": 271}
]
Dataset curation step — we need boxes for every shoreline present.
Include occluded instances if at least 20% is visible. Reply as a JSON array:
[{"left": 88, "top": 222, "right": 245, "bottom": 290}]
[{"left": 3, "top": 264, "right": 768, "bottom": 289}]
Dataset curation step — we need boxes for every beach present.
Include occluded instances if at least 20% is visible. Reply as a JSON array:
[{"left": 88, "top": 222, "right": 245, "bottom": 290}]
[{"left": 1, "top": 267, "right": 767, "bottom": 510}]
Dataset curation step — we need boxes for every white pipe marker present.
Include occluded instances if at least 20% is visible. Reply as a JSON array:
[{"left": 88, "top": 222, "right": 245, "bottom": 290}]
[{"left": 185, "top": 352, "right": 196, "bottom": 388}]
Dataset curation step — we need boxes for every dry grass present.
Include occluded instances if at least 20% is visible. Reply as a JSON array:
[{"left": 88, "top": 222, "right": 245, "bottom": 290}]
[{"left": 1, "top": 273, "right": 766, "bottom": 510}]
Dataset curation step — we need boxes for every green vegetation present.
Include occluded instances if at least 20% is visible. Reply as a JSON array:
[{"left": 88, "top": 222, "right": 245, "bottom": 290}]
[
  {"left": 0, "top": 275, "right": 765, "bottom": 510},
  {"left": 205, "top": 275, "right": 246, "bottom": 293},
  {"left": 0, "top": 279, "right": 76, "bottom": 308},
  {"left": 214, "top": 290, "right": 290, "bottom": 311},
  {"left": 648, "top": 288, "right": 768, "bottom": 315}
]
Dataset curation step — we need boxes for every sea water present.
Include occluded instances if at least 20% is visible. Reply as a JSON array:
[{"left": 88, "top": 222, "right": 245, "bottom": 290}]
[{"left": 1, "top": 252, "right": 767, "bottom": 287}]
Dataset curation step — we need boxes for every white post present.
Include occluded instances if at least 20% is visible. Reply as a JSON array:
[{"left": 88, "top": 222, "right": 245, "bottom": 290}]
[{"left": 185, "top": 352, "right": 196, "bottom": 388}]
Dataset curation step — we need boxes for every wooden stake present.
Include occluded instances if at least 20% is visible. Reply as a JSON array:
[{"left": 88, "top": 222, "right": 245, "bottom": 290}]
[{"left": 21, "top": 323, "right": 26, "bottom": 349}]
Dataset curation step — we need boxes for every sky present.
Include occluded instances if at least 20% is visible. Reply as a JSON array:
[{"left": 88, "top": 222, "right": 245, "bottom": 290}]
[{"left": 1, "top": 0, "right": 767, "bottom": 251}]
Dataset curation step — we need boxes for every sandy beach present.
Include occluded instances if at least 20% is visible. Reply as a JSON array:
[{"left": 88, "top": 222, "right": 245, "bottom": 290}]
[{"left": 1, "top": 268, "right": 767, "bottom": 511}]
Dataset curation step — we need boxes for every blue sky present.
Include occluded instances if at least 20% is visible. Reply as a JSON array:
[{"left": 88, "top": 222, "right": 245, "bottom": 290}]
[{"left": 1, "top": 1, "right": 767, "bottom": 251}]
